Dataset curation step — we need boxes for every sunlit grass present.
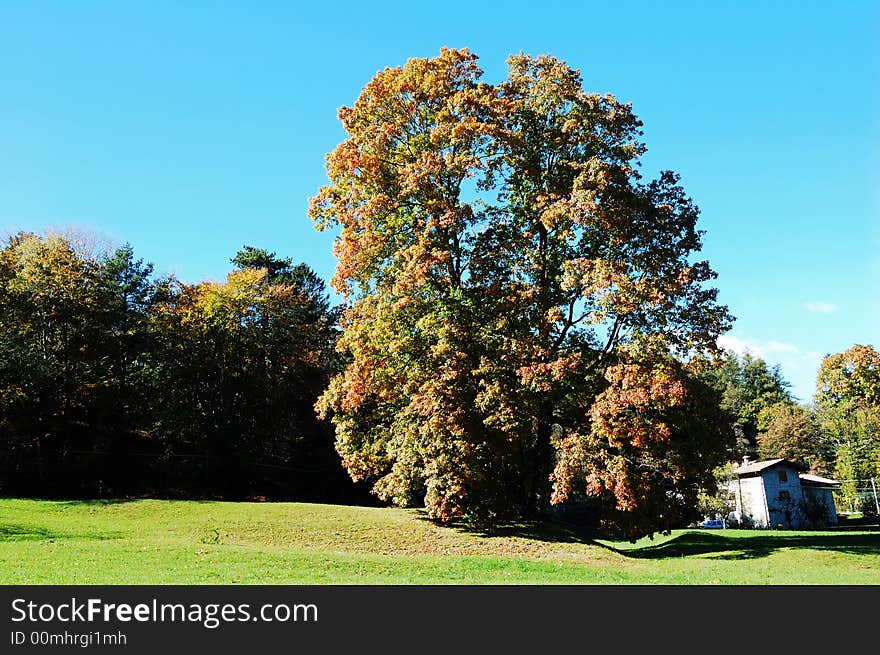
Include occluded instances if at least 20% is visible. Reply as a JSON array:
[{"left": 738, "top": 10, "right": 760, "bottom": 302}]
[{"left": 1, "top": 498, "right": 878, "bottom": 584}]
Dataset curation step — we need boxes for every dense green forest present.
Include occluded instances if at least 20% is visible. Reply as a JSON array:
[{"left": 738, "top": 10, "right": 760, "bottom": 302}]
[{"left": 0, "top": 231, "right": 372, "bottom": 504}]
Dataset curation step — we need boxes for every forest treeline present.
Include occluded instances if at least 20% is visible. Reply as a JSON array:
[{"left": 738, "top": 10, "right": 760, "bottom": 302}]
[
  {"left": 0, "top": 231, "right": 372, "bottom": 504},
  {"left": 0, "top": 230, "right": 877, "bottom": 526}
]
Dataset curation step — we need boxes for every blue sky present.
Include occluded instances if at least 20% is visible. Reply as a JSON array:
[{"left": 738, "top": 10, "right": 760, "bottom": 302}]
[{"left": 1, "top": 1, "right": 877, "bottom": 401}]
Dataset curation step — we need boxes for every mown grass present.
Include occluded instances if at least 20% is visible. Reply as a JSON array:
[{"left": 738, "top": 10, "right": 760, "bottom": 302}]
[{"left": 1, "top": 498, "right": 878, "bottom": 584}]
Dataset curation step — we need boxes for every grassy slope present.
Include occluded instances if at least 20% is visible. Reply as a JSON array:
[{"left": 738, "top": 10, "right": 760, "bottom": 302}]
[{"left": 1, "top": 498, "right": 878, "bottom": 584}]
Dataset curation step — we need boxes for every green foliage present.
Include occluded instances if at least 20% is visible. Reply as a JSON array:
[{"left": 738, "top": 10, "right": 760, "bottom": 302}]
[
  {"left": 756, "top": 403, "right": 824, "bottom": 469},
  {"left": 696, "top": 463, "right": 737, "bottom": 522},
  {"left": 0, "top": 233, "right": 354, "bottom": 501},
  {"left": 858, "top": 493, "right": 879, "bottom": 521},
  {"left": 819, "top": 404, "right": 880, "bottom": 510},
  {"left": 833, "top": 442, "right": 860, "bottom": 512},
  {"left": 813, "top": 345, "right": 880, "bottom": 506},
  {"left": 703, "top": 352, "right": 792, "bottom": 455},
  {"left": 0, "top": 232, "right": 115, "bottom": 459},
  {"left": 816, "top": 345, "right": 880, "bottom": 408},
  {"left": 147, "top": 264, "right": 340, "bottom": 488},
  {"left": 231, "top": 245, "right": 332, "bottom": 322}
]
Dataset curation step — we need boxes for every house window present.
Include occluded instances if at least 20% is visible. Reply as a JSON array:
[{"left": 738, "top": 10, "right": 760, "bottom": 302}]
[
  {"left": 779, "top": 491, "right": 791, "bottom": 501},
  {"left": 778, "top": 470, "right": 788, "bottom": 483}
]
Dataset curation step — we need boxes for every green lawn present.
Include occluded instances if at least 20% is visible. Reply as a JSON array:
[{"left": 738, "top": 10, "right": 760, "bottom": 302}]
[{"left": 1, "top": 498, "right": 878, "bottom": 584}]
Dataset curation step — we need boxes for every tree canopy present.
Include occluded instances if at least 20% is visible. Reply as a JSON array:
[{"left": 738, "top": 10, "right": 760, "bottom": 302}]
[
  {"left": 816, "top": 344, "right": 880, "bottom": 409},
  {"left": 756, "top": 403, "right": 822, "bottom": 467},
  {"left": 310, "top": 48, "right": 733, "bottom": 535},
  {"left": 814, "top": 344, "right": 880, "bottom": 507},
  {"left": 703, "top": 351, "right": 793, "bottom": 456}
]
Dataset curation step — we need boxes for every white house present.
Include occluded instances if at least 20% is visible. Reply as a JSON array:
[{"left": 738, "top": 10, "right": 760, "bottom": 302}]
[{"left": 728, "top": 457, "right": 839, "bottom": 529}]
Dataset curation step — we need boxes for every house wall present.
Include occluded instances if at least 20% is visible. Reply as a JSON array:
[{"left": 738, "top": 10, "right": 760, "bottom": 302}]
[
  {"left": 731, "top": 477, "right": 769, "bottom": 528},
  {"left": 731, "top": 464, "right": 840, "bottom": 529},
  {"left": 761, "top": 464, "right": 805, "bottom": 528}
]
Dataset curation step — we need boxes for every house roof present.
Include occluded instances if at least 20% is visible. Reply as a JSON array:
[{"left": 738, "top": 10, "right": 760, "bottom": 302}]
[
  {"left": 732, "top": 458, "right": 841, "bottom": 485},
  {"left": 798, "top": 473, "right": 840, "bottom": 487},
  {"left": 733, "top": 458, "right": 788, "bottom": 475}
]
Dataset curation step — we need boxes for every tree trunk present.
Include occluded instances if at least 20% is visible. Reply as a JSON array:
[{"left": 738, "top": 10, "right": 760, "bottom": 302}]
[{"left": 527, "top": 402, "right": 554, "bottom": 517}]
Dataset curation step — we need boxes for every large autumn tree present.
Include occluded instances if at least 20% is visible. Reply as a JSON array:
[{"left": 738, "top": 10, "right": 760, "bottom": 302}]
[{"left": 310, "top": 48, "right": 733, "bottom": 534}]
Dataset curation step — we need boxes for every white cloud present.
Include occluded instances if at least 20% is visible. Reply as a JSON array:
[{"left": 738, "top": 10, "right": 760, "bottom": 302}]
[
  {"left": 717, "top": 335, "right": 798, "bottom": 358},
  {"left": 763, "top": 340, "right": 800, "bottom": 354},
  {"left": 804, "top": 301, "right": 839, "bottom": 314},
  {"left": 716, "top": 335, "right": 752, "bottom": 357}
]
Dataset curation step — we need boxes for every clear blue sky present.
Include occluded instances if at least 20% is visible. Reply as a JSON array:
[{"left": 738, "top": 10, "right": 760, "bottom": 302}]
[{"left": 1, "top": 1, "right": 877, "bottom": 401}]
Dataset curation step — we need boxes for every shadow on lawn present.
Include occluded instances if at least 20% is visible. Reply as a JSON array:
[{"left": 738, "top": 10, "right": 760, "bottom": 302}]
[
  {"left": 53, "top": 498, "right": 140, "bottom": 507},
  {"left": 0, "top": 524, "right": 62, "bottom": 541},
  {"left": 470, "top": 520, "right": 596, "bottom": 544},
  {"left": 429, "top": 511, "right": 880, "bottom": 561},
  {"left": 609, "top": 531, "right": 880, "bottom": 560},
  {"left": 0, "top": 522, "right": 123, "bottom": 542},
  {"left": 1, "top": 496, "right": 141, "bottom": 507},
  {"left": 414, "top": 511, "right": 598, "bottom": 545}
]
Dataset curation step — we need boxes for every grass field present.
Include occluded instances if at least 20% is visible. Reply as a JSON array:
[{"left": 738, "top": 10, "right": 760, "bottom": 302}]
[{"left": 1, "top": 498, "right": 878, "bottom": 584}]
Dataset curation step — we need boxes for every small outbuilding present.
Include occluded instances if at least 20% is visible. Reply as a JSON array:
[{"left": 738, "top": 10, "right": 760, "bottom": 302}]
[{"left": 728, "top": 457, "right": 839, "bottom": 529}]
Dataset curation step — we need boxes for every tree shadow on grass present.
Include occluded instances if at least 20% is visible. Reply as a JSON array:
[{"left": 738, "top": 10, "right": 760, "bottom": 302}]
[
  {"left": 604, "top": 531, "right": 880, "bottom": 560},
  {"left": 48, "top": 498, "right": 140, "bottom": 507},
  {"left": 473, "top": 521, "right": 597, "bottom": 544},
  {"left": 1, "top": 496, "right": 141, "bottom": 507},
  {"left": 0, "top": 522, "right": 123, "bottom": 542},
  {"left": 0, "top": 524, "right": 60, "bottom": 541},
  {"left": 413, "top": 510, "right": 598, "bottom": 545},
  {"left": 431, "top": 511, "right": 880, "bottom": 561}
]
